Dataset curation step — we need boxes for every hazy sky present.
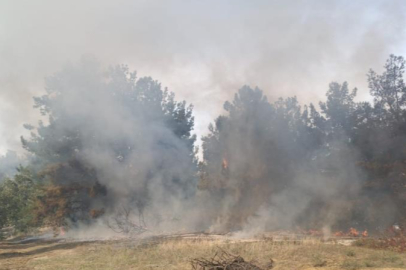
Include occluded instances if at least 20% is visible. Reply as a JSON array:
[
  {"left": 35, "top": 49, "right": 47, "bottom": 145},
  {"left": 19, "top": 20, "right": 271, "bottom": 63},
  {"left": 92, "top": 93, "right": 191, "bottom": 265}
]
[{"left": 1, "top": 0, "right": 406, "bottom": 155}]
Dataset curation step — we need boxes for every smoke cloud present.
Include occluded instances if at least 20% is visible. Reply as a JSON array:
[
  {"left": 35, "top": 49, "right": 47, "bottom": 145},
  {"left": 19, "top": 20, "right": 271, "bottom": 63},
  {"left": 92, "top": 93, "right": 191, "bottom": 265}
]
[
  {"left": 1, "top": 0, "right": 406, "bottom": 155},
  {"left": 20, "top": 58, "right": 200, "bottom": 234}
]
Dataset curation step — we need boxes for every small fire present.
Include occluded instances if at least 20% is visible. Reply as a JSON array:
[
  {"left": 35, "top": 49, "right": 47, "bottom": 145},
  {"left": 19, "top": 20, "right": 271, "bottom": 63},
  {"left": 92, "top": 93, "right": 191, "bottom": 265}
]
[
  {"left": 334, "top": 231, "right": 345, "bottom": 237},
  {"left": 297, "top": 228, "right": 368, "bottom": 238},
  {"left": 349, "top": 227, "right": 359, "bottom": 237},
  {"left": 334, "top": 228, "right": 368, "bottom": 238},
  {"left": 222, "top": 157, "right": 228, "bottom": 169},
  {"left": 60, "top": 227, "right": 65, "bottom": 236}
]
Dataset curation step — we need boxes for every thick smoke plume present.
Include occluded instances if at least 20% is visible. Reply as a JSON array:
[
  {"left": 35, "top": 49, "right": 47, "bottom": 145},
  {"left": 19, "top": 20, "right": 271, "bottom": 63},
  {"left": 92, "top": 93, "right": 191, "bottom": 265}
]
[
  {"left": 199, "top": 57, "right": 406, "bottom": 235},
  {"left": 199, "top": 86, "right": 365, "bottom": 233},
  {"left": 21, "top": 58, "right": 199, "bottom": 233}
]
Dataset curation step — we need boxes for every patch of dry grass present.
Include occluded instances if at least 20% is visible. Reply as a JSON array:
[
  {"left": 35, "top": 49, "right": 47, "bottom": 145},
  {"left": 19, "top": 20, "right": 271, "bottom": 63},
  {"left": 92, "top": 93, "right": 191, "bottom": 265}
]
[{"left": 1, "top": 237, "right": 406, "bottom": 270}]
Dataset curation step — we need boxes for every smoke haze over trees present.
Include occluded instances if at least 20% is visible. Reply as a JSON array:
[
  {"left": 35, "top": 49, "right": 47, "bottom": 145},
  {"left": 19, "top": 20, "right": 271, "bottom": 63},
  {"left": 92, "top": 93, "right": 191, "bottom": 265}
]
[
  {"left": 0, "top": 150, "right": 25, "bottom": 182},
  {"left": 1, "top": 0, "right": 406, "bottom": 156},
  {"left": 17, "top": 58, "right": 198, "bottom": 232},
  {"left": 198, "top": 55, "right": 406, "bottom": 233},
  {"left": 2, "top": 55, "right": 406, "bottom": 236},
  {"left": 2, "top": 1, "right": 406, "bottom": 238}
]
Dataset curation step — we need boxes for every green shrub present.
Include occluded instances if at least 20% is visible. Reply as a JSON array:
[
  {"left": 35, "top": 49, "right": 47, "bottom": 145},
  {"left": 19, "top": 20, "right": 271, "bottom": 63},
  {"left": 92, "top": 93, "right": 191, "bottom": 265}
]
[{"left": 0, "top": 166, "right": 42, "bottom": 234}]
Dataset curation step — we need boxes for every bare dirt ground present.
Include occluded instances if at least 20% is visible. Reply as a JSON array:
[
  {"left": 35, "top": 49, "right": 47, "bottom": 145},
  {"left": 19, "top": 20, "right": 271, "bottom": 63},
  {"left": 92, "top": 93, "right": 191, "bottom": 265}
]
[{"left": 1, "top": 233, "right": 406, "bottom": 270}]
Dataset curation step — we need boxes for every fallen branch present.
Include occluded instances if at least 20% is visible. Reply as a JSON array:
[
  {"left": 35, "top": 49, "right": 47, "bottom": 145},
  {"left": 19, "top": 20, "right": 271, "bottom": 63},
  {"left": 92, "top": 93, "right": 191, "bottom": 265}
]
[
  {"left": 106, "top": 205, "right": 148, "bottom": 236},
  {"left": 191, "top": 248, "right": 271, "bottom": 270}
]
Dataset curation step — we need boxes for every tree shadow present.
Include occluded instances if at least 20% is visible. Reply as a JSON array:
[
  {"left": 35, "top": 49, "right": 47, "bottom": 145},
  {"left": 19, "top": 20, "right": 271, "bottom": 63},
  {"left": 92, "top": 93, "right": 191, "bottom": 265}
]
[
  {"left": 0, "top": 239, "right": 60, "bottom": 250},
  {"left": 0, "top": 241, "right": 93, "bottom": 259}
]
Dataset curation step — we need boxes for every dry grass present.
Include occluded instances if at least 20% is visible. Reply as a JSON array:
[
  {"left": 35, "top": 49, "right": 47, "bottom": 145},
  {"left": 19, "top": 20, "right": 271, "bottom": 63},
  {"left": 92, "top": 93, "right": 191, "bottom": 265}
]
[{"left": 1, "top": 237, "right": 406, "bottom": 270}]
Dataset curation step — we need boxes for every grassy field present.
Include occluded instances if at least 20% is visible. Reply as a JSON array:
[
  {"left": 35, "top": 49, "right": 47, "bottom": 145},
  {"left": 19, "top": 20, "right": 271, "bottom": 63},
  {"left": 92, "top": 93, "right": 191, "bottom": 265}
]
[{"left": 1, "top": 236, "right": 406, "bottom": 270}]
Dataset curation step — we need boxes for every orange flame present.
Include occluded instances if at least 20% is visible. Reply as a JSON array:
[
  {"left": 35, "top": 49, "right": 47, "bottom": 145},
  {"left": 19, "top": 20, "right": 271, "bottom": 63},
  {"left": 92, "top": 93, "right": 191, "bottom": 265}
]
[
  {"left": 349, "top": 228, "right": 359, "bottom": 237},
  {"left": 333, "top": 228, "right": 367, "bottom": 238},
  {"left": 222, "top": 158, "right": 228, "bottom": 169},
  {"left": 334, "top": 231, "right": 345, "bottom": 237}
]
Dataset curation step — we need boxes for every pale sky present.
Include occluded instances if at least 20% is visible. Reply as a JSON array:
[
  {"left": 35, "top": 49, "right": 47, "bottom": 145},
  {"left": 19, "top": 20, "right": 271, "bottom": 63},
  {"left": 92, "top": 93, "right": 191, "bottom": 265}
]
[{"left": 1, "top": 0, "right": 406, "bottom": 155}]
